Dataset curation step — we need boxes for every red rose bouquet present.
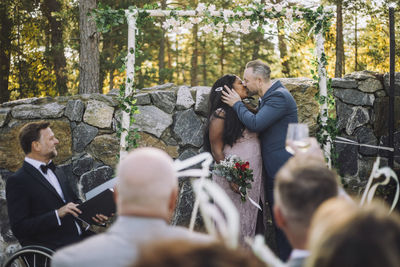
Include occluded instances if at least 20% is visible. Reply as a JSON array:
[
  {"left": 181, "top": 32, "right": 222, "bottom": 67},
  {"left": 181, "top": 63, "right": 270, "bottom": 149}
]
[{"left": 213, "top": 155, "right": 254, "bottom": 202}]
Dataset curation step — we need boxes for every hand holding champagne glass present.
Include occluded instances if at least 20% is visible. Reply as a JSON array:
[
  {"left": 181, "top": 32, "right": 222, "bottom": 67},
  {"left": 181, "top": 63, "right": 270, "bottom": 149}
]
[{"left": 285, "top": 123, "right": 310, "bottom": 154}]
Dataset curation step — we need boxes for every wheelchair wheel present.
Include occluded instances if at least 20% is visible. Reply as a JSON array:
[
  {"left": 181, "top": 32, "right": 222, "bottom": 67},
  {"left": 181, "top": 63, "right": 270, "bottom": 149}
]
[{"left": 3, "top": 245, "right": 54, "bottom": 267}]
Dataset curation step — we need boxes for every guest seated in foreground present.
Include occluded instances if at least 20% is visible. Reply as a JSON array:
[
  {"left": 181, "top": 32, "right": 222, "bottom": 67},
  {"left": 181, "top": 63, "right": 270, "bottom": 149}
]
[
  {"left": 133, "top": 239, "right": 267, "bottom": 267},
  {"left": 306, "top": 200, "right": 400, "bottom": 267},
  {"left": 273, "top": 151, "right": 339, "bottom": 267},
  {"left": 52, "top": 147, "right": 213, "bottom": 267}
]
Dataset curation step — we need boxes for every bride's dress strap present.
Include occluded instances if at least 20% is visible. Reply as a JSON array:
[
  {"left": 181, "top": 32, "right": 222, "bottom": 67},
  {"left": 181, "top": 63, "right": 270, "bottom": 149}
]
[{"left": 212, "top": 108, "right": 225, "bottom": 119}]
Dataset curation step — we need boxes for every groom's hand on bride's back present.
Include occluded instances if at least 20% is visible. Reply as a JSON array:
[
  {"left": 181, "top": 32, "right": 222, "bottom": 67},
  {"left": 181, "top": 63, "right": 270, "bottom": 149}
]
[{"left": 221, "top": 85, "right": 241, "bottom": 107}]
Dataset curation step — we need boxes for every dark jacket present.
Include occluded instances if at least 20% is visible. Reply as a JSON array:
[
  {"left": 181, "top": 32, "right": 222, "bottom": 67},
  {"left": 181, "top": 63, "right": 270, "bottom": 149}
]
[{"left": 6, "top": 161, "right": 82, "bottom": 250}]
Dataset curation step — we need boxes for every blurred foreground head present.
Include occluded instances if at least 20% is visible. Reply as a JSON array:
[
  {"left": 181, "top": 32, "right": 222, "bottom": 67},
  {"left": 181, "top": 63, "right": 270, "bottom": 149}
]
[
  {"left": 116, "top": 147, "right": 178, "bottom": 221},
  {"left": 133, "top": 239, "right": 267, "bottom": 267},
  {"left": 307, "top": 199, "right": 400, "bottom": 267}
]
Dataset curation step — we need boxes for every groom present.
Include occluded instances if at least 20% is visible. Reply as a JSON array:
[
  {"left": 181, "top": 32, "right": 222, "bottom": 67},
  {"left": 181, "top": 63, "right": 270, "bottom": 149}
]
[{"left": 222, "top": 59, "right": 297, "bottom": 260}]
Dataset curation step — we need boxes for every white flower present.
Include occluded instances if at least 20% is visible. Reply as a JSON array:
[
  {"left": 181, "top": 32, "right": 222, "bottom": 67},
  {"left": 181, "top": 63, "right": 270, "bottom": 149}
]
[
  {"left": 226, "top": 24, "right": 234, "bottom": 33},
  {"left": 196, "top": 3, "right": 206, "bottom": 13},
  {"left": 171, "top": 27, "right": 182, "bottom": 34},
  {"left": 241, "top": 19, "right": 251, "bottom": 29},
  {"left": 223, "top": 10, "right": 235, "bottom": 22},
  {"left": 275, "top": 4, "right": 283, "bottom": 13},
  {"left": 317, "top": 14, "right": 325, "bottom": 21},
  {"left": 231, "top": 22, "right": 240, "bottom": 32},
  {"left": 182, "top": 22, "right": 194, "bottom": 30},
  {"left": 190, "top": 17, "right": 202, "bottom": 24},
  {"left": 216, "top": 22, "right": 225, "bottom": 33},
  {"left": 162, "top": 21, "right": 171, "bottom": 30},
  {"left": 208, "top": 4, "right": 216, "bottom": 12},
  {"left": 286, "top": 8, "right": 293, "bottom": 23},
  {"left": 236, "top": 11, "right": 243, "bottom": 17},
  {"left": 241, "top": 27, "right": 250, "bottom": 34},
  {"left": 201, "top": 24, "right": 213, "bottom": 34},
  {"left": 245, "top": 10, "right": 254, "bottom": 16},
  {"left": 295, "top": 9, "right": 303, "bottom": 19},
  {"left": 167, "top": 18, "right": 180, "bottom": 27}
]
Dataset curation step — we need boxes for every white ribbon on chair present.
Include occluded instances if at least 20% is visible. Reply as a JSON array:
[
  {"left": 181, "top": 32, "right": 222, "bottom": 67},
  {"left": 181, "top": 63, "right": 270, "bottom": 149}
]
[
  {"left": 360, "top": 156, "right": 399, "bottom": 213},
  {"left": 173, "top": 152, "right": 213, "bottom": 232},
  {"left": 176, "top": 152, "right": 283, "bottom": 266},
  {"left": 247, "top": 235, "right": 285, "bottom": 267},
  {"left": 192, "top": 179, "right": 240, "bottom": 249}
]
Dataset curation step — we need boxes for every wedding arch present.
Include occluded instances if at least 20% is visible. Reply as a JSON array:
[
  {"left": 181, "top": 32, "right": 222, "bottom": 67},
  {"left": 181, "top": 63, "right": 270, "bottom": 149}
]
[{"left": 117, "top": 2, "right": 334, "bottom": 164}]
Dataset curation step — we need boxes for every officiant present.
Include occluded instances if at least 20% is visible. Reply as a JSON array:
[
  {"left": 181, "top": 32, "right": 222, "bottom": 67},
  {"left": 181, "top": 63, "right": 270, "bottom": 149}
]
[{"left": 6, "top": 121, "right": 107, "bottom": 250}]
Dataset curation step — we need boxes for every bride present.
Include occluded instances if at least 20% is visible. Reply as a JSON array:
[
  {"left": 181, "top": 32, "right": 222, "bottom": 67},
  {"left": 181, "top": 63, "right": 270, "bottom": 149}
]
[{"left": 203, "top": 74, "right": 264, "bottom": 245}]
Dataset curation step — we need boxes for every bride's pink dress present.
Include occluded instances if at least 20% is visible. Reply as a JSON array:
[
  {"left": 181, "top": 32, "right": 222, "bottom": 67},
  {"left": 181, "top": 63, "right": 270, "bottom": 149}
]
[{"left": 212, "top": 129, "right": 264, "bottom": 244}]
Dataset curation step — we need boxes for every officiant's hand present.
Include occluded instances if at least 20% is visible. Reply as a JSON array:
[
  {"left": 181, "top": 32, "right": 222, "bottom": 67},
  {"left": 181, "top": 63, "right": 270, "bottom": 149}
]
[
  {"left": 58, "top": 202, "right": 82, "bottom": 218},
  {"left": 221, "top": 86, "right": 241, "bottom": 107},
  {"left": 92, "top": 214, "right": 109, "bottom": 226}
]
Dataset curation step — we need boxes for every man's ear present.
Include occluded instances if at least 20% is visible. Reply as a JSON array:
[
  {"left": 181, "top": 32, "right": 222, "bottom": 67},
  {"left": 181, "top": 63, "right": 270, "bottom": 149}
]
[
  {"left": 31, "top": 141, "right": 40, "bottom": 153},
  {"left": 167, "top": 187, "right": 178, "bottom": 219},
  {"left": 273, "top": 204, "right": 287, "bottom": 230},
  {"left": 257, "top": 77, "right": 263, "bottom": 89}
]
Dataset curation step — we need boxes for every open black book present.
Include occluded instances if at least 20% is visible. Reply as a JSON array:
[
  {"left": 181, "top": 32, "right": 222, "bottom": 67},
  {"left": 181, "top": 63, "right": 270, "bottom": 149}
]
[{"left": 76, "top": 188, "right": 116, "bottom": 225}]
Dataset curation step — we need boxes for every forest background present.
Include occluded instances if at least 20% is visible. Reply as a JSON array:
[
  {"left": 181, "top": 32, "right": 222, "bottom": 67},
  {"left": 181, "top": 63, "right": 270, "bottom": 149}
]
[{"left": 0, "top": 0, "right": 400, "bottom": 103}]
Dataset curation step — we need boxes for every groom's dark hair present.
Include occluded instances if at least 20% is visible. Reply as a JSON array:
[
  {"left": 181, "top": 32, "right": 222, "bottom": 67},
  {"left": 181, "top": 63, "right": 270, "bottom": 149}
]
[
  {"left": 19, "top": 121, "right": 50, "bottom": 154},
  {"left": 246, "top": 60, "right": 271, "bottom": 81}
]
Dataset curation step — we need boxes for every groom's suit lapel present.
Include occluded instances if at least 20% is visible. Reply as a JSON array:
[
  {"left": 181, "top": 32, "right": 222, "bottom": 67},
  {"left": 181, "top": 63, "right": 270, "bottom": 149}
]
[{"left": 23, "top": 161, "right": 65, "bottom": 203}]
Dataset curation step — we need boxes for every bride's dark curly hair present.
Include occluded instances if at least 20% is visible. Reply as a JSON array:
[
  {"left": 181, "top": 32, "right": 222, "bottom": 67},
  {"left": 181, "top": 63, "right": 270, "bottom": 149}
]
[{"left": 203, "top": 74, "right": 245, "bottom": 152}]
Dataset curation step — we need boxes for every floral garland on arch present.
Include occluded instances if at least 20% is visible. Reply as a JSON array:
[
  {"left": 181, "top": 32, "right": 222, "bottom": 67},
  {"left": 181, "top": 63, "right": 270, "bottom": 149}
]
[{"left": 160, "top": 2, "right": 333, "bottom": 36}]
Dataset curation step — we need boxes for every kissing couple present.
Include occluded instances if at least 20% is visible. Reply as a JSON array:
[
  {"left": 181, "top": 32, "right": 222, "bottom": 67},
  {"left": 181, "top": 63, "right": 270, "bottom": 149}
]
[{"left": 203, "top": 59, "right": 298, "bottom": 260}]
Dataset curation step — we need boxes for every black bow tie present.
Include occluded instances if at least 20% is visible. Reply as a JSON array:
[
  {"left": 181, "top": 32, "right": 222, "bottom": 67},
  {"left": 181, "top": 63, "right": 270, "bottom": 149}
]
[{"left": 40, "top": 162, "right": 56, "bottom": 174}]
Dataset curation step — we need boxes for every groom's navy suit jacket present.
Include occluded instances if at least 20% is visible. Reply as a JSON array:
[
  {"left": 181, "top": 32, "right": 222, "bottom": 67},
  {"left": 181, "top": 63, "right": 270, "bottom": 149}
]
[
  {"left": 6, "top": 161, "right": 83, "bottom": 250},
  {"left": 233, "top": 80, "right": 298, "bottom": 261},
  {"left": 233, "top": 80, "right": 298, "bottom": 183}
]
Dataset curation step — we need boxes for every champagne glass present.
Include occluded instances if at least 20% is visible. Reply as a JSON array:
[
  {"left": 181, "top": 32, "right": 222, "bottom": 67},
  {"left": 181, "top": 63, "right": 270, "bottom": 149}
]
[{"left": 285, "top": 123, "right": 310, "bottom": 154}]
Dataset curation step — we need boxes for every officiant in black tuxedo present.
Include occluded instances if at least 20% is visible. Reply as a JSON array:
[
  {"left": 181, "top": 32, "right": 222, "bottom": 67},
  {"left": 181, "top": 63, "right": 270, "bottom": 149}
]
[{"left": 6, "top": 121, "right": 106, "bottom": 250}]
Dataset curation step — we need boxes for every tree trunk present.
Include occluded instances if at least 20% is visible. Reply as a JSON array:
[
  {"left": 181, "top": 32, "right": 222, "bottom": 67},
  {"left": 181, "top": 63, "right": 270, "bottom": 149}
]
[
  {"left": 354, "top": 14, "right": 358, "bottom": 71},
  {"left": 175, "top": 38, "right": 180, "bottom": 82},
  {"left": 220, "top": 31, "right": 225, "bottom": 76},
  {"left": 0, "top": 1, "right": 12, "bottom": 103},
  {"left": 202, "top": 37, "right": 207, "bottom": 85},
  {"left": 166, "top": 36, "right": 172, "bottom": 69},
  {"left": 190, "top": 24, "right": 198, "bottom": 86},
  {"left": 158, "top": 0, "right": 166, "bottom": 84},
  {"left": 252, "top": 32, "right": 261, "bottom": 60},
  {"left": 335, "top": 0, "right": 344, "bottom": 77},
  {"left": 41, "top": 0, "right": 68, "bottom": 96},
  {"left": 79, "top": 0, "right": 100, "bottom": 94},
  {"left": 277, "top": 19, "right": 290, "bottom": 77}
]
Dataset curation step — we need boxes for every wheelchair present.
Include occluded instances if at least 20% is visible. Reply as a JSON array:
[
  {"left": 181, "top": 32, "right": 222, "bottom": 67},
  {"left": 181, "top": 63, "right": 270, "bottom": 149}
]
[{"left": 3, "top": 245, "right": 54, "bottom": 267}]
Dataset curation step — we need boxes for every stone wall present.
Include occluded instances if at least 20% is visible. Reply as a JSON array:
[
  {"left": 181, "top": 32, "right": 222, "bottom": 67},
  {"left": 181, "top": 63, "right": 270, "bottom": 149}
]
[
  {"left": 333, "top": 71, "right": 400, "bottom": 194},
  {"left": 3, "top": 73, "right": 396, "bottom": 262},
  {"left": 0, "top": 78, "right": 318, "bottom": 262}
]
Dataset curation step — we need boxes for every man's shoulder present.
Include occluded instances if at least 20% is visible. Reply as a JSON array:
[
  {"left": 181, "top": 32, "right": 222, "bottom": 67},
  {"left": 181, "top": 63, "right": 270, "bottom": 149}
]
[
  {"left": 52, "top": 232, "right": 120, "bottom": 267},
  {"left": 7, "top": 165, "right": 29, "bottom": 184}
]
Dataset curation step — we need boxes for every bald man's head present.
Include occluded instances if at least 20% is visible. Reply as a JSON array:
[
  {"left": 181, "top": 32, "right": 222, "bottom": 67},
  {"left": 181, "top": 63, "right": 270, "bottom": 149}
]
[{"left": 116, "top": 147, "right": 178, "bottom": 221}]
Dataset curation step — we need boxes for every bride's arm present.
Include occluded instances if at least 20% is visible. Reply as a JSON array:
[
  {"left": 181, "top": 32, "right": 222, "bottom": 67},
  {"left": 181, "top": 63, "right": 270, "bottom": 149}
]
[{"left": 209, "top": 116, "right": 225, "bottom": 163}]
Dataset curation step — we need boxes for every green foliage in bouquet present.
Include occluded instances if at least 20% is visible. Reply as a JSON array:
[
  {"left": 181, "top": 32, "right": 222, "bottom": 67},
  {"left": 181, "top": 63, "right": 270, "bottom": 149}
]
[{"left": 213, "top": 155, "right": 254, "bottom": 202}]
